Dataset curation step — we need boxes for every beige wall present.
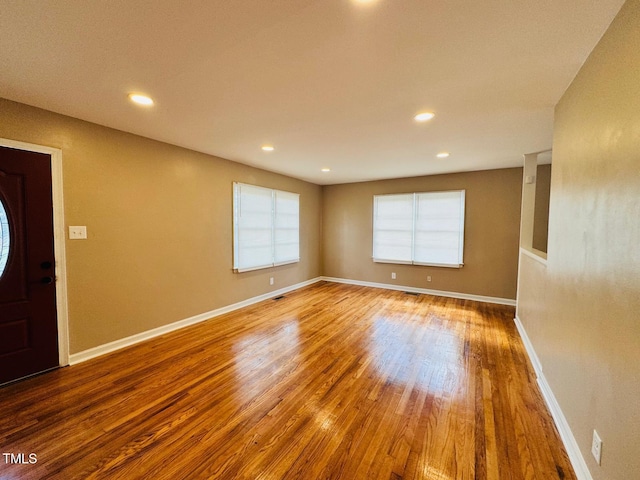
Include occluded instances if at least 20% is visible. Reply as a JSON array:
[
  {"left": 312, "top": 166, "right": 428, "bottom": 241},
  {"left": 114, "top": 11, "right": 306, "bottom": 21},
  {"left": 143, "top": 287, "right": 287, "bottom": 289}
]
[
  {"left": 532, "top": 163, "right": 551, "bottom": 253},
  {"left": 0, "top": 98, "right": 322, "bottom": 353},
  {"left": 517, "top": 1, "right": 640, "bottom": 478},
  {"left": 322, "top": 168, "right": 522, "bottom": 300}
]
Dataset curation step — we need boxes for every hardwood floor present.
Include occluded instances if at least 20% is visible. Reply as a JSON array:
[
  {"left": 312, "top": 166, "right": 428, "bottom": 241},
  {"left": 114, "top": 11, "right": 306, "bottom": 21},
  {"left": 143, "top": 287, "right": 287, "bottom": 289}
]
[{"left": 0, "top": 282, "right": 575, "bottom": 479}]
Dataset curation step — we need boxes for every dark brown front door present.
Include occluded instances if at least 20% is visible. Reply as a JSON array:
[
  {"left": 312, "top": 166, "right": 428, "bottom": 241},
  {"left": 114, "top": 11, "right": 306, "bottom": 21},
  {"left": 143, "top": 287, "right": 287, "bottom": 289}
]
[{"left": 0, "top": 146, "right": 59, "bottom": 385}]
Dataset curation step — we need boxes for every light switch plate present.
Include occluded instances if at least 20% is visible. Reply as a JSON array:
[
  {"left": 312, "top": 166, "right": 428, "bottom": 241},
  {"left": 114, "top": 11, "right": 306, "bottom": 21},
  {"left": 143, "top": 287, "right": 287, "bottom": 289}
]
[{"left": 69, "top": 226, "right": 87, "bottom": 239}]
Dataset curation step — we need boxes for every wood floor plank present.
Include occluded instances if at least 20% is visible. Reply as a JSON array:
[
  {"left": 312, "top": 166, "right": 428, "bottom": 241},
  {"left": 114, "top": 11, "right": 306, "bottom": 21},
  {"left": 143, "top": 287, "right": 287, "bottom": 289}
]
[{"left": 0, "top": 282, "right": 576, "bottom": 479}]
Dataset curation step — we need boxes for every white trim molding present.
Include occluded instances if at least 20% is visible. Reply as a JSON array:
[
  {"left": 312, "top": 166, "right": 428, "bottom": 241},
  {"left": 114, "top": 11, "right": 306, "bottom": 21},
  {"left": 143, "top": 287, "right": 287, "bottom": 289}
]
[
  {"left": 70, "top": 276, "right": 515, "bottom": 365},
  {"left": 514, "top": 316, "right": 593, "bottom": 480},
  {"left": 0, "top": 138, "right": 70, "bottom": 367},
  {"left": 520, "top": 246, "right": 548, "bottom": 266},
  {"left": 321, "top": 276, "right": 516, "bottom": 306},
  {"left": 70, "top": 277, "right": 323, "bottom": 365},
  {"left": 513, "top": 316, "right": 543, "bottom": 375}
]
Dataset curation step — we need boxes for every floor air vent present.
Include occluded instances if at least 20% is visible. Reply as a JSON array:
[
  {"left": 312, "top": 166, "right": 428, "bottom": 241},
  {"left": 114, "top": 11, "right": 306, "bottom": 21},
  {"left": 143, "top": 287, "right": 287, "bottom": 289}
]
[
  {"left": 404, "top": 291, "right": 419, "bottom": 296},
  {"left": 273, "top": 295, "right": 285, "bottom": 301}
]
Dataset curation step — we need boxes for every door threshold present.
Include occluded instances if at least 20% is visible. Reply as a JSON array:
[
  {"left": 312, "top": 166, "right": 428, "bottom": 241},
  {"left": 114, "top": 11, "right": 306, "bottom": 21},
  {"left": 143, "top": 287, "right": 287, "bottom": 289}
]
[{"left": 0, "top": 366, "right": 62, "bottom": 389}]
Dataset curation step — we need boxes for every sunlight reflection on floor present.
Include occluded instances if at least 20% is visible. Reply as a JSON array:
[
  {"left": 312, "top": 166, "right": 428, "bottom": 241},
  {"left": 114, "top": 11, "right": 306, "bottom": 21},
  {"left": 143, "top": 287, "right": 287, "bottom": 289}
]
[
  {"left": 232, "top": 320, "right": 300, "bottom": 399},
  {"left": 369, "top": 315, "right": 463, "bottom": 398}
]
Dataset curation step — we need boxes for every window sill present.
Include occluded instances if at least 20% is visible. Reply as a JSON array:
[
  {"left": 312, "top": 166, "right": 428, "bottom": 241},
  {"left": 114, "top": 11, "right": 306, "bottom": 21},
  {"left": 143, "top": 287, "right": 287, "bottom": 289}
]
[
  {"left": 520, "top": 247, "right": 547, "bottom": 266},
  {"left": 373, "top": 258, "right": 463, "bottom": 269}
]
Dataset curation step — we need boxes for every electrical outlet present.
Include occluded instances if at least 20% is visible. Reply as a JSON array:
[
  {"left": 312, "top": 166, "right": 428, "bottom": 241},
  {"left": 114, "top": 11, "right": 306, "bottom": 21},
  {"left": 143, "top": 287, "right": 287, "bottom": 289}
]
[
  {"left": 269, "top": 277, "right": 274, "bottom": 286},
  {"left": 391, "top": 272, "right": 396, "bottom": 280},
  {"left": 427, "top": 275, "right": 432, "bottom": 282},
  {"left": 591, "top": 430, "right": 602, "bottom": 465},
  {"left": 68, "top": 226, "right": 87, "bottom": 239}
]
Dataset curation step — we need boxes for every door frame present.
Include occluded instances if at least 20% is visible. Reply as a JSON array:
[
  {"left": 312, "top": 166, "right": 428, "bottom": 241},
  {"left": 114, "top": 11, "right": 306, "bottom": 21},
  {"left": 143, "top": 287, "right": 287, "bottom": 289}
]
[{"left": 0, "top": 137, "right": 70, "bottom": 367}]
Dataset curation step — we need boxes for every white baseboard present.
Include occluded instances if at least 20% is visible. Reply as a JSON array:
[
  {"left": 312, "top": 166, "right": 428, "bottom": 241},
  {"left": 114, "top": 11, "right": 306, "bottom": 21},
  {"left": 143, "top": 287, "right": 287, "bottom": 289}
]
[
  {"left": 68, "top": 279, "right": 589, "bottom": 478},
  {"left": 321, "top": 276, "right": 516, "bottom": 306},
  {"left": 513, "top": 316, "right": 544, "bottom": 376},
  {"left": 68, "top": 276, "right": 512, "bottom": 365},
  {"left": 69, "top": 277, "right": 323, "bottom": 365},
  {"left": 514, "top": 316, "right": 593, "bottom": 480}
]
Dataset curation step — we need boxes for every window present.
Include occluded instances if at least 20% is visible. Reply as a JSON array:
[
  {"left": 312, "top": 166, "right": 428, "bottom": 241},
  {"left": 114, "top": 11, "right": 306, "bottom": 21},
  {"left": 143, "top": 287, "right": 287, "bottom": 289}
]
[
  {"left": 373, "top": 190, "right": 465, "bottom": 268},
  {"left": 233, "top": 183, "right": 300, "bottom": 272},
  {"left": 0, "top": 197, "right": 10, "bottom": 279}
]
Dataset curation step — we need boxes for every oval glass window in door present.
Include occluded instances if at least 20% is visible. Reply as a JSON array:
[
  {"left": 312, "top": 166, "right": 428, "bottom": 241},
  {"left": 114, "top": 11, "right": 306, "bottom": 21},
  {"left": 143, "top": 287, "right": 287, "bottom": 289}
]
[{"left": 0, "top": 197, "right": 10, "bottom": 278}]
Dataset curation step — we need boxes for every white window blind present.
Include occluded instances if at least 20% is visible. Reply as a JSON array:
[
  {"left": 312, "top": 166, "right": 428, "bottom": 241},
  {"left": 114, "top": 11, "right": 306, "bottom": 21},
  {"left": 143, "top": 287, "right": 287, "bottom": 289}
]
[
  {"left": 274, "top": 190, "right": 300, "bottom": 265},
  {"left": 373, "top": 190, "right": 465, "bottom": 268},
  {"left": 372, "top": 193, "right": 414, "bottom": 264},
  {"left": 233, "top": 183, "right": 300, "bottom": 272}
]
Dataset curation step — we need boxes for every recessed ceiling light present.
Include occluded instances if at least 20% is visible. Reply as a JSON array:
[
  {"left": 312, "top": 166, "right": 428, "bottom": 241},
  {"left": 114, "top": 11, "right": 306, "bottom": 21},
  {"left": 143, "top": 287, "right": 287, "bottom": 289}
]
[
  {"left": 261, "top": 145, "right": 275, "bottom": 152},
  {"left": 321, "top": 168, "right": 331, "bottom": 172},
  {"left": 128, "top": 93, "right": 154, "bottom": 106},
  {"left": 436, "top": 152, "right": 450, "bottom": 158},
  {"left": 414, "top": 112, "right": 435, "bottom": 122}
]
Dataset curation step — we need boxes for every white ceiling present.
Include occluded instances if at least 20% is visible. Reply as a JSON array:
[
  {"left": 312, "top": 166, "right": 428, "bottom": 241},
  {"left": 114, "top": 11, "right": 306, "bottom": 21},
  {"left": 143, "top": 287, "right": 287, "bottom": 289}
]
[{"left": 0, "top": 0, "right": 624, "bottom": 185}]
